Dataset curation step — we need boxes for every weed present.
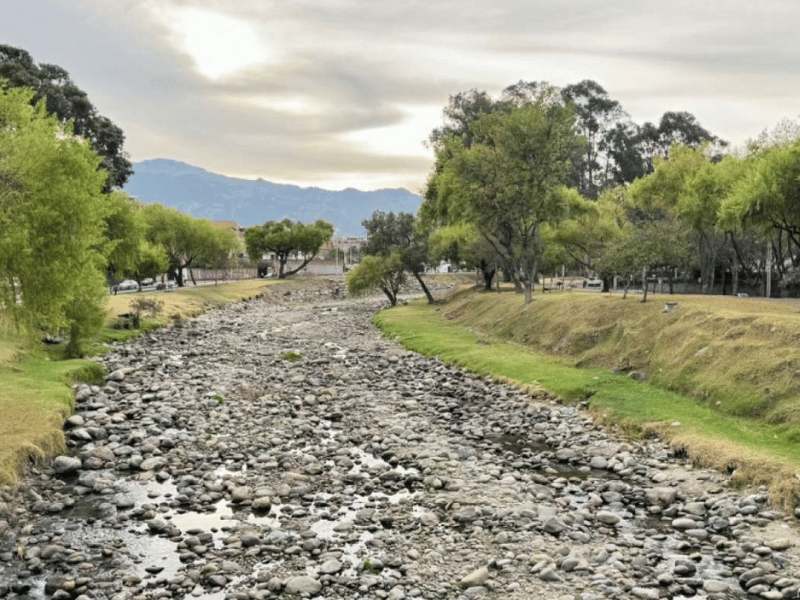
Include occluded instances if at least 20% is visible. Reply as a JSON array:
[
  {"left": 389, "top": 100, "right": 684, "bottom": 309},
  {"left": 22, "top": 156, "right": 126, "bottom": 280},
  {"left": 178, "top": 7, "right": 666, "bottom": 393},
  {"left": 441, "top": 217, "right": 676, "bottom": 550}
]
[
  {"left": 213, "top": 394, "right": 224, "bottom": 405},
  {"left": 282, "top": 351, "right": 303, "bottom": 362},
  {"left": 67, "top": 362, "right": 106, "bottom": 386}
]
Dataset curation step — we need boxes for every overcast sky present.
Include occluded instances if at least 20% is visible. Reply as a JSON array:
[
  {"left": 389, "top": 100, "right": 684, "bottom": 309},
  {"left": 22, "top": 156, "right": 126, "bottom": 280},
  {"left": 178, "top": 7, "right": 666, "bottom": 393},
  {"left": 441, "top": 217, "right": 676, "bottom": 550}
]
[{"left": 3, "top": 0, "right": 799, "bottom": 192}]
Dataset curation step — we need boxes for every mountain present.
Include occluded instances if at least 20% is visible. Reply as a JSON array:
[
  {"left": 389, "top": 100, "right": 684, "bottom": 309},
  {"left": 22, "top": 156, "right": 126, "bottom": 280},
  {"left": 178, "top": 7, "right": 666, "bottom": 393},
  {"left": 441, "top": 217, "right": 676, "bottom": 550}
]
[{"left": 123, "top": 159, "right": 423, "bottom": 236}]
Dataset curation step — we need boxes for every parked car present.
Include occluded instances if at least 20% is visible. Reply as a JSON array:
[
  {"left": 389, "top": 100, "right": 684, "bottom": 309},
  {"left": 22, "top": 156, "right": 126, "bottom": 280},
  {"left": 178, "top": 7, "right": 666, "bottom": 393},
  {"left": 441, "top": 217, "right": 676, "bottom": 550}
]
[
  {"left": 114, "top": 279, "right": 140, "bottom": 292},
  {"left": 585, "top": 278, "right": 603, "bottom": 291},
  {"left": 141, "top": 277, "right": 155, "bottom": 286}
]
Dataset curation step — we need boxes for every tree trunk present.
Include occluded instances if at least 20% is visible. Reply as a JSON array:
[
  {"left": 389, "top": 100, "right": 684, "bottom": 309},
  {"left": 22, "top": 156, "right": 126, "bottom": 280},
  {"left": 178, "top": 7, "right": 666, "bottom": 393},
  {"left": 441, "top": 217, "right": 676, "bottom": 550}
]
[
  {"left": 413, "top": 271, "right": 435, "bottom": 304},
  {"left": 381, "top": 286, "right": 397, "bottom": 306},
  {"left": 641, "top": 268, "right": 649, "bottom": 303},
  {"left": 480, "top": 260, "right": 495, "bottom": 291},
  {"left": 623, "top": 277, "right": 630, "bottom": 300}
]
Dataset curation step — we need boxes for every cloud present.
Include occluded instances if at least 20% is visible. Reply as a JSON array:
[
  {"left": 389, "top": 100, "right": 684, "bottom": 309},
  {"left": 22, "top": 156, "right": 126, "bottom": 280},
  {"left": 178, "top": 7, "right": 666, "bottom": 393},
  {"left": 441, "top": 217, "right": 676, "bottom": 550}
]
[{"left": 3, "top": 0, "right": 800, "bottom": 191}]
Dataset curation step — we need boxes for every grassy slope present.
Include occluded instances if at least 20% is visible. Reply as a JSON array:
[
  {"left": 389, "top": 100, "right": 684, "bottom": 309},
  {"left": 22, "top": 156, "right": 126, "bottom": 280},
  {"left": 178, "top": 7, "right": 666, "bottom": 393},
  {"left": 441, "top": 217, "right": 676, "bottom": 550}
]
[
  {"left": 374, "top": 287, "right": 800, "bottom": 507},
  {"left": 0, "top": 279, "right": 279, "bottom": 485}
]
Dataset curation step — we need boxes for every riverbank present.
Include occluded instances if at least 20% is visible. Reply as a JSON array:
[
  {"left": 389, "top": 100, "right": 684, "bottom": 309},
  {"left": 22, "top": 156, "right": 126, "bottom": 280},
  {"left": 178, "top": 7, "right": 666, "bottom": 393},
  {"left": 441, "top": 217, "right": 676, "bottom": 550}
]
[
  {"left": 374, "top": 286, "right": 800, "bottom": 508},
  {"left": 0, "top": 278, "right": 280, "bottom": 485}
]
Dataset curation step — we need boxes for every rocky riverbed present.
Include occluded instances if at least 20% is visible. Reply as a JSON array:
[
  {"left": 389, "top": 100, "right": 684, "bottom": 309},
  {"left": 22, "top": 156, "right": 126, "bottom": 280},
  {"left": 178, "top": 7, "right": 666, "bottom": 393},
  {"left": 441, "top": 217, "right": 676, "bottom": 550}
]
[{"left": 2, "top": 284, "right": 800, "bottom": 600}]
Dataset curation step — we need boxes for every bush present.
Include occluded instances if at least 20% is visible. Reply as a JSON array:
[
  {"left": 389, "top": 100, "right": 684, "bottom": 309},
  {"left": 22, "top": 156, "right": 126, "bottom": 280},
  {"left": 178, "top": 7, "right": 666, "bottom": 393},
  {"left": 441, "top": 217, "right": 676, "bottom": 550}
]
[{"left": 128, "top": 297, "right": 164, "bottom": 328}]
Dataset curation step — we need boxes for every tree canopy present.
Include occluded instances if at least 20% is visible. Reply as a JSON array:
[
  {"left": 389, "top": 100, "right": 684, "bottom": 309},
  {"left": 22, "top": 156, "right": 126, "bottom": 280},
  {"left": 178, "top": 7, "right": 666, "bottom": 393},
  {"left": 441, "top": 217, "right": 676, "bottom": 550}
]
[
  {"left": 362, "top": 211, "right": 435, "bottom": 303},
  {"left": 0, "top": 85, "right": 109, "bottom": 354},
  {"left": 425, "top": 86, "right": 582, "bottom": 302},
  {"left": 244, "top": 219, "right": 334, "bottom": 278},
  {"left": 0, "top": 45, "right": 133, "bottom": 190}
]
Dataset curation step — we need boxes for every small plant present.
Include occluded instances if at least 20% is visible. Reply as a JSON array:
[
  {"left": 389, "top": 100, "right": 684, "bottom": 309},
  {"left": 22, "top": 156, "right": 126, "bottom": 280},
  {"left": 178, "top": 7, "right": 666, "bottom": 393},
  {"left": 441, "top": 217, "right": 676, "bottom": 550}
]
[
  {"left": 67, "top": 362, "right": 106, "bottom": 386},
  {"left": 213, "top": 394, "right": 224, "bottom": 405},
  {"left": 282, "top": 351, "right": 303, "bottom": 362},
  {"left": 170, "top": 313, "right": 184, "bottom": 328},
  {"left": 129, "top": 297, "right": 164, "bottom": 329}
]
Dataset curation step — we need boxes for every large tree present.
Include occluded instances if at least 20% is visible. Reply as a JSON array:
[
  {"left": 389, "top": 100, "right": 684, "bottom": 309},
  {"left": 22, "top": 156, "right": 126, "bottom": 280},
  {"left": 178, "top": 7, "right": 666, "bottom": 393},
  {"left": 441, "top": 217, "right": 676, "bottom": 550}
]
[
  {"left": 244, "top": 218, "right": 334, "bottom": 278},
  {"left": 0, "top": 45, "right": 133, "bottom": 190},
  {"left": 0, "top": 85, "right": 109, "bottom": 355},
  {"left": 426, "top": 89, "right": 583, "bottom": 302}
]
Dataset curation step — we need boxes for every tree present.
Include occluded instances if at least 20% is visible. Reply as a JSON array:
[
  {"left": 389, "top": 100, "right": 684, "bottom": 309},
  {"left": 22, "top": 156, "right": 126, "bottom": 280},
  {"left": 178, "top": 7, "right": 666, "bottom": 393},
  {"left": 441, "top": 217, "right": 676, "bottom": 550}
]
[
  {"left": 0, "top": 85, "right": 110, "bottom": 355},
  {"left": 345, "top": 252, "right": 406, "bottom": 305},
  {"left": 244, "top": 218, "right": 334, "bottom": 278},
  {"left": 142, "top": 203, "right": 237, "bottom": 286},
  {"left": 428, "top": 223, "right": 501, "bottom": 290},
  {"left": 552, "top": 187, "right": 625, "bottom": 279},
  {"left": 0, "top": 45, "right": 133, "bottom": 190},
  {"left": 598, "top": 220, "right": 691, "bottom": 301},
  {"left": 719, "top": 138, "right": 800, "bottom": 294},
  {"left": 560, "top": 80, "right": 627, "bottom": 199},
  {"left": 428, "top": 89, "right": 509, "bottom": 151},
  {"left": 427, "top": 91, "right": 582, "bottom": 302},
  {"left": 362, "top": 211, "right": 435, "bottom": 303}
]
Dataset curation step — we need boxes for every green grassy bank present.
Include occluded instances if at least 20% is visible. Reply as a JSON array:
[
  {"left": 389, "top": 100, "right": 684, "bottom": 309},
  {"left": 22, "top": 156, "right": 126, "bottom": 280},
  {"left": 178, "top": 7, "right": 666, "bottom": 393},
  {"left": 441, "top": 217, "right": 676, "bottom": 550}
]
[
  {"left": 0, "top": 278, "right": 279, "bottom": 485},
  {"left": 374, "top": 286, "right": 800, "bottom": 508}
]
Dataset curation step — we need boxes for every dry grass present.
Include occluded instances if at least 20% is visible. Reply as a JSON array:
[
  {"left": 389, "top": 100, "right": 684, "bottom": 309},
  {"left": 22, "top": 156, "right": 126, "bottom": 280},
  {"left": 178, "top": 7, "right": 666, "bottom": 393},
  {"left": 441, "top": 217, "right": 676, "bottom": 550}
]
[
  {"left": 106, "top": 279, "right": 279, "bottom": 321},
  {"left": 446, "top": 287, "right": 800, "bottom": 425}
]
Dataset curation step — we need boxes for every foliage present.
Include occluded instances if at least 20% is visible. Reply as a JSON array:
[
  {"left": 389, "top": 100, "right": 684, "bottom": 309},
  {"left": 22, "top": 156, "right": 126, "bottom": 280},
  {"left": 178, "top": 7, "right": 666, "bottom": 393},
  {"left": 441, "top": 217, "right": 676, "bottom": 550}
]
[
  {"left": 362, "top": 211, "right": 435, "bottom": 303},
  {"left": 346, "top": 252, "right": 406, "bottom": 305},
  {"left": 142, "top": 203, "right": 238, "bottom": 286},
  {"left": 375, "top": 292, "right": 800, "bottom": 508},
  {"left": 244, "top": 218, "right": 334, "bottom": 278},
  {"left": 0, "top": 85, "right": 109, "bottom": 355},
  {"left": 427, "top": 90, "right": 582, "bottom": 302},
  {"left": 0, "top": 45, "right": 133, "bottom": 190},
  {"left": 103, "top": 191, "right": 169, "bottom": 283},
  {"left": 128, "top": 296, "right": 164, "bottom": 329}
]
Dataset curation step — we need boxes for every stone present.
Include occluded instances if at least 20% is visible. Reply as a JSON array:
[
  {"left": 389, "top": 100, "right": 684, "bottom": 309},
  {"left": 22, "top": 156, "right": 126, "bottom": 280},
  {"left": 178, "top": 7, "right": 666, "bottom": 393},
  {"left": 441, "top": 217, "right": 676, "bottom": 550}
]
[
  {"left": 460, "top": 566, "right": 489, "bottom": 588},
  {"left": 596, "top": 511, "right": 621, "bottom": 526},
  {"left": 138, "top": 457, "right": 167, "bottom": 471},
  {"left": 645, "top": 487, "right": 677, "bottom": 507},
  {"left": 319, "top": 559, "right": 342, "bottom": 574},
  {"left": 52, "top": 456, "right": 82, "bottom": 474},
  {"left": 284, "top": 575, "right": 322, "bottom": 595}
]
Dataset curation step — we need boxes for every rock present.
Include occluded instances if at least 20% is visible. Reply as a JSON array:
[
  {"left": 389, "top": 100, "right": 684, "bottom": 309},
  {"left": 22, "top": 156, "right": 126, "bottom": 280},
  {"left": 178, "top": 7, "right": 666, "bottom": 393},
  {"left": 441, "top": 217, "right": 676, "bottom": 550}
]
[
  {"left": 319, "top": 559, "right": 342, "bottom": 574},
  {"left": 231, "top": 486, "right": 253, "bottom": 502},
  {"left": 284, "top": 575, "right": 322, "bottom": 595},
  {"left": 645, "top": 487, "right": 677, "bottom": 507},
  {"left": 138, "top": 457, "right": 167, "bottom": 471},
  {"left": 460, "top": 566, "right": 489, "bottom": 588},
  {"left": 595, "top": 511, "right": 621, "bottom": 526},
  {"left": 52, "top": 456, "right": 82, "bottom": 474},
  {"left": 767, "top": 538, "right": 792, "bottom": 551},
  {"left": 542, "top": 517, "right": 567, "bottom": 534}
]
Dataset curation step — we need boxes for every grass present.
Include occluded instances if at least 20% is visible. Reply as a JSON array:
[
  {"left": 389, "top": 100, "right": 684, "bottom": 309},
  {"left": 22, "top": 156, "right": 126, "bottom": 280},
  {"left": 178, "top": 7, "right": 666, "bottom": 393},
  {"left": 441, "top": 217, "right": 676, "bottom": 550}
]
[
  {"left": 0, "top": 278, "right": 279, "bottom": 484},
  {"left": 0, "top": 336, "right": 89, "bottom": 483},
  {"left": 374, "top": 288, "right": 800, "bottom": 508}
]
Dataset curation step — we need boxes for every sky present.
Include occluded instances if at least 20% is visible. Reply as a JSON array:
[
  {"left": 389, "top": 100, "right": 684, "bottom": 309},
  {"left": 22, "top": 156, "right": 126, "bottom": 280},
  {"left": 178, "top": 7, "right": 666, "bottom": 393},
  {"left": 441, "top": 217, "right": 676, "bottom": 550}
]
[{"left": 3, "top": 0, "right": 799, "bottom": 193}]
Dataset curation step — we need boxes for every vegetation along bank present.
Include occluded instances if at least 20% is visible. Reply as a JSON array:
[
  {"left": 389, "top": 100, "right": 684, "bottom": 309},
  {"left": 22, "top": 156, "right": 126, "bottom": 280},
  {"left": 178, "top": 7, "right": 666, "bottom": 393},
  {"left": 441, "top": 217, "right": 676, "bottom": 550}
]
[{"left": 375, "top": 285, "right": 800, "bottom": 509}]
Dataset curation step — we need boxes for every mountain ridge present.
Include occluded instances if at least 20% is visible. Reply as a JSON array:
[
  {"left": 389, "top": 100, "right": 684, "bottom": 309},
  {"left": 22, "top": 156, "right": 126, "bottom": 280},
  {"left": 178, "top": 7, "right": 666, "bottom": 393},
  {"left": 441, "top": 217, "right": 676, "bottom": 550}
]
[{"left": 122, "top": 158, "right": 423, "bottom": 236}]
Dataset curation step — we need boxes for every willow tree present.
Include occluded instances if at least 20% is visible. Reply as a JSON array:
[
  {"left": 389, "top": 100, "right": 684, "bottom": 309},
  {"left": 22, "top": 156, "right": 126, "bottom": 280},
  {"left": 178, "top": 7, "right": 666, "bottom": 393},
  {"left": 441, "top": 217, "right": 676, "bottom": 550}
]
[{"left": 0, "top": 85, "right": 109, "bottom": 355}]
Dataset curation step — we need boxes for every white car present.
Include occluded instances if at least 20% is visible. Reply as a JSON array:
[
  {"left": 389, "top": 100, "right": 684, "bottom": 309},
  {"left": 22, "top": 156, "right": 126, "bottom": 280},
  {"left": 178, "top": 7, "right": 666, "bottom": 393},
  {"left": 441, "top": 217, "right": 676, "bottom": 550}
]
[
  {"left": 114, "top": 279, "right": 140, "bottom": 292},
  {"left": 585, "top": 278, "right": 603, "bottom": 290}
]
